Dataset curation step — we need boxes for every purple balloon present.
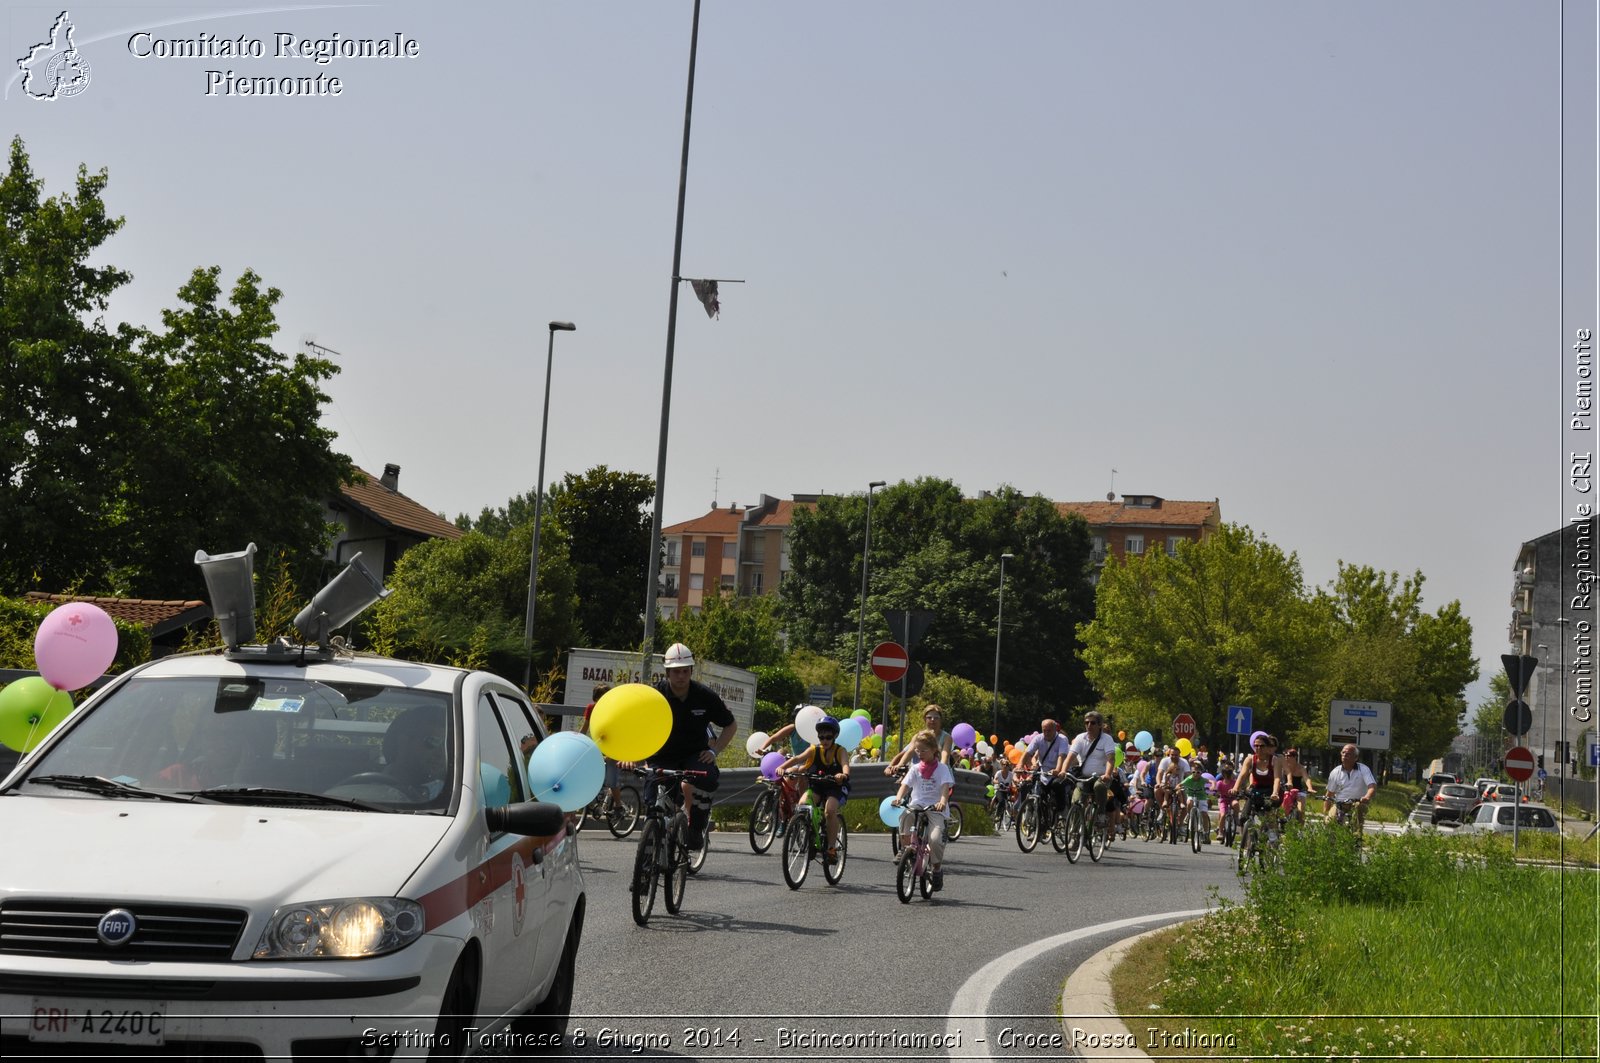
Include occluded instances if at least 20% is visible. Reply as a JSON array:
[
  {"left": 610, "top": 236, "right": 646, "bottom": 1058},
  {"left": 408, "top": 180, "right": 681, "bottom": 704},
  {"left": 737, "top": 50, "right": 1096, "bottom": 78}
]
[
  {"left": 760, "top": 750, "right": 786, "bottom": 780},
  {"left": 34, "top": 603, "right": 117, "bottom": 692},
  {"left": 951, "top": 722, "right": 977, "bottom": 748}
]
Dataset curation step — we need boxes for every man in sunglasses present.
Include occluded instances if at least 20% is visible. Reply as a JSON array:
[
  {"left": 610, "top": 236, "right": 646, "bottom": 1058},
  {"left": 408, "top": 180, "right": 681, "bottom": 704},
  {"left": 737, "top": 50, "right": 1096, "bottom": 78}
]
[{"left": 1059, "top": 710, "right": 1119, "bottom": 832}]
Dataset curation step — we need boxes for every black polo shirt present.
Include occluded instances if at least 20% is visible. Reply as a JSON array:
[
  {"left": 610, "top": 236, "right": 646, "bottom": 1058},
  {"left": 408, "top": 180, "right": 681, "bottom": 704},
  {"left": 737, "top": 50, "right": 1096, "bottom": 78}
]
[{"left": 653, "top": 678, "right": 734, "bottom": 763}]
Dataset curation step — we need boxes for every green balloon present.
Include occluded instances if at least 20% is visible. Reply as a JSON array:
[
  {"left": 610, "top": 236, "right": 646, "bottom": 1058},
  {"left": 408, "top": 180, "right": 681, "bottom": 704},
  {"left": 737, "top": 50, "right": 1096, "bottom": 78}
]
[
  {"left": 1115, "top": 746, "right": 1125, "bottom": 767},
  {"left": 0, "top": 677, "right": 74, "bottom": 752}
]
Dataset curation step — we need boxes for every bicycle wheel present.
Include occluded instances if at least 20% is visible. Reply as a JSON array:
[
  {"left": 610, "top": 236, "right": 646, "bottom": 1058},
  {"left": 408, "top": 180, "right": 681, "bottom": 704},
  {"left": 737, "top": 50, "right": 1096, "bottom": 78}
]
[
  {"left": 824, "top": 820, "right": 848, "bottom": 885},
  {"left": 895, "top": 844, "right": 916, "bottom": 903},
  {"left": 781, "top": 812, "right": 811, "bottom": 890},
  {"left": 1015, "top": 796, "right": 1040, "bottom": 853},
  {"left": 1063, "top": 804, "right": 1084, "bottom": 864},
  {"left": 662, "top": 820, "right": 689, "bottom": 914},
  {"left": 1235, "top": 823, "right": 1257, "bottom": 875},
  {"left": 1189, "top": 805, "right": 1203, "bottom": 853},
  {"left": 748, "top": 789, "right": 779, "bottom": 854},
  {"left": 686, "top": 821, "right": 710, "bottom": 876},
  {"left": 918, "top": 854, "right": 934, "bottom": 899},
  {"left": 947, "top": 802, "right": 963, "bottom": 841},
  {"left": 1088, "top": 811, "right": 1108, "bottom": 863},
  {"left": 630, "top": 820, "right": 662, "bottom": 927},
  {"left": 607, "top": 788, "right": 641, "bottom": 837},
  {"left": 890, "top": 822, "right": 902, "bottom": 857}
]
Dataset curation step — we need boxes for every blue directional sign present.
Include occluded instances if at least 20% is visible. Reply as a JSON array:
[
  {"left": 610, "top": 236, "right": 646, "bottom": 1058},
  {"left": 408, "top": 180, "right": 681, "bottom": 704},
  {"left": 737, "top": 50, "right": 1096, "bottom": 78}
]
[{"left": 1226, "top": 705, "right": 1253, "bottom": 736}]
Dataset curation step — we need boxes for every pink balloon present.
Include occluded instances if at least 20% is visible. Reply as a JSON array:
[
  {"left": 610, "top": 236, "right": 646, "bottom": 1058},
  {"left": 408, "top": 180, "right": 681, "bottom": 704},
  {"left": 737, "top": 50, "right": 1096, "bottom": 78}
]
[{"left": 34, "top": 603, "right": 118, "bottom": 691}]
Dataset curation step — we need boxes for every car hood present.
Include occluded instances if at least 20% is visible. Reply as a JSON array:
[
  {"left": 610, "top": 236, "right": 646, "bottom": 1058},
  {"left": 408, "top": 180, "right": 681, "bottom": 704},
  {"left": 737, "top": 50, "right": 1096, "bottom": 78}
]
[{"left": 0, "top": 794, "right": 453, "bottom": 903}]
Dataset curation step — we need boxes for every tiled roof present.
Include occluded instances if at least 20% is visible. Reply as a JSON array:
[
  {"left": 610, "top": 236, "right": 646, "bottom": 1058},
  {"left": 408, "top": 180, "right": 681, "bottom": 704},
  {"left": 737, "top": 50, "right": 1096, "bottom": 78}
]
[
  {"left": 340, "top": 469, "right": 463, "bottom": 541},
  {"left": 752, "top": 499, "right": 814, "bottom": 528},
  {"left": 23, "top": 593, "right": 210, "bottom": 637},
  {"left": 1055, "top": 498, "right": 1221, "bottom": 529},
  {"left": 662, "top": 507, "right": 746, "bottom": 536}
]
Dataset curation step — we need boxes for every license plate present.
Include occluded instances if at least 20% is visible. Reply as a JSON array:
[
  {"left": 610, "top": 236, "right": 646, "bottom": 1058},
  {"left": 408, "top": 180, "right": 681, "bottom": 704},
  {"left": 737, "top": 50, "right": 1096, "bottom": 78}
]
[{"left": 27, "top": 999, "right": 168, "bottom": 1045}]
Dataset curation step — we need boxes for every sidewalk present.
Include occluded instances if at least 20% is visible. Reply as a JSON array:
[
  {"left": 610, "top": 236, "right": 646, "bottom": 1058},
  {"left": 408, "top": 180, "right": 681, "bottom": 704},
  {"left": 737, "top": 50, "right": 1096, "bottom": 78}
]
[{"left": 1058, "top": 925, "right": 1169, "bottom": 1062}]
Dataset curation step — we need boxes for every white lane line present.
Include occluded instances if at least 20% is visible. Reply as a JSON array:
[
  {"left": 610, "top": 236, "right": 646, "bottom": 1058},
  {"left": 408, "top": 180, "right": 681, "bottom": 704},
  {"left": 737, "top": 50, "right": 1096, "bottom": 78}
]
[{"left": 945, "top": 908, "right": 1210, "bottom": 1060}]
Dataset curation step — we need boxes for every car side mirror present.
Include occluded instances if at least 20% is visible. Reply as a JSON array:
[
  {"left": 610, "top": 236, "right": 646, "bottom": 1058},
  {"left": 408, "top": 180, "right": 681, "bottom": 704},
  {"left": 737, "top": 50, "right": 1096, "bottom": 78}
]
[{"left": 484, "top": 801, "right": 566, "bottom": 836}]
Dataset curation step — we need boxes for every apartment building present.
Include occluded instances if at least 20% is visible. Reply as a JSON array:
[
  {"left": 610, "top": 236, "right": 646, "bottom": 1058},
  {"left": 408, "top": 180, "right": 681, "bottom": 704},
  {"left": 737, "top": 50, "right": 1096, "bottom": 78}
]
[
  {"left": 657, "top": 494, "right": 819, "bottom": 618},
  {"left": 1055, "top": 494, "right": 1222, "bottom": 581},
  {"left": 1510, "top": 517, "right": 1597, "bottom": 772}
]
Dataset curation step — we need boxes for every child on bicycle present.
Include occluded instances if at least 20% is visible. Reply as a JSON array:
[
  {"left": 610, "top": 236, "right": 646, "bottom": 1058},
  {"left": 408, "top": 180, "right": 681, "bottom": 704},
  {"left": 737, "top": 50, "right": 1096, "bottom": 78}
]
[
  {"left": 1214, "top": 766, "right": 1237, "bottom": 845},
  {"left": 1178, "top": 767, "right": 1211, "bottom": 844},
  {"left": 775, "top": 715, "right": 850, "bottom": 863},
  {"left": 889, "top": 729, "right": 954, "bottom": 891}
]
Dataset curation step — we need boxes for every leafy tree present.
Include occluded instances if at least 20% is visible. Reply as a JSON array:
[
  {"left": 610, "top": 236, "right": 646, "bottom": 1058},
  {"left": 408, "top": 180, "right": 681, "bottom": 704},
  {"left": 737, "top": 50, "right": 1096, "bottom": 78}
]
[
  {"left": 658, "top": 590, "right": 784, "bottom": 669},
  {"left": 1471, "top": 673, "right": 1511, "bottom": 738},
  {"left": 128, "top": 267, "right": 351, "bottom": 597},
  {"left": 548, "top": 467, "right": 653, "bottom": 650},
  {"left": 1078, "top": 523, "right": 1324, "bottom": 752},
  {"left": 372, "top": 525, "right": 578, "bottom": 681},
  {"left": 748, "top": 663, "right": 805, "bottom": 711},
  {"left": 0, "top": 137, "right": 140, "bottom": 594}
]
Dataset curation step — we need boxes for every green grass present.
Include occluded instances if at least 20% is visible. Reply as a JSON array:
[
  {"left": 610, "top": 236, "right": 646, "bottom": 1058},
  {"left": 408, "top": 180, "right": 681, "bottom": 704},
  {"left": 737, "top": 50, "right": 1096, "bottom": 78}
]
[{"left": 1113, "top": 822, "right": 1598, "bottom": 1060}]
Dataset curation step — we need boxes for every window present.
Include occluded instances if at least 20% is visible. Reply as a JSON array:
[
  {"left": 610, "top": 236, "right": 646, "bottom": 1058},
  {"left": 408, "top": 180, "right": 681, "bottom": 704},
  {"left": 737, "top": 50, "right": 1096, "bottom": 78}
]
[
  {"left": 665, "top": 542, "right": 680, "bottom": 566},
  {"left": 1126, "top": 535, "right": 1144, "bottom": 555},
  {"left": 691, "top": 542, "right": 706, "bottom": 558},
  {"left": 477, "top": 694, "right": 524, "bottom": 811},
  {"left": 689, "top": 573, "right": 704, "bottom": 590},
  {"left": 722, "top": 542, "right": 737, "bottom": 560},
  {"left": 1091, "top": 536, "right": 1105, "bottom": 556},
  {"left": 662, "top": 577, "right": 678, "bottom": 597},
  {"left": 721, "top": 574, "right": 735, "bottom": 589},
  {"left": 1167, "top": 537, "right": 1182, "bottom": 556},
  {"left": 751, "top": 572, "right": 764, "bottom": 595}
]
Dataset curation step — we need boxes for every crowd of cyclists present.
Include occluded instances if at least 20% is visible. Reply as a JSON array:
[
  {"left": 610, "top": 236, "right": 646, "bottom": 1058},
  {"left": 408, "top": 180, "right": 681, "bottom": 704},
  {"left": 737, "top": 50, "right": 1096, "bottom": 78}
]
[{"left": 595, "top": 643, "right": 1379, "bottom": 920}]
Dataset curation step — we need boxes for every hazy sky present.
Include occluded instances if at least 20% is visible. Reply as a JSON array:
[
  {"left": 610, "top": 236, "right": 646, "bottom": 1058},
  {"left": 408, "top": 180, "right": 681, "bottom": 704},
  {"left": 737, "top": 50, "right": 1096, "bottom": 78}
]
[{"left": 7, "top": 1, "right": 1596, "bottom": 709}]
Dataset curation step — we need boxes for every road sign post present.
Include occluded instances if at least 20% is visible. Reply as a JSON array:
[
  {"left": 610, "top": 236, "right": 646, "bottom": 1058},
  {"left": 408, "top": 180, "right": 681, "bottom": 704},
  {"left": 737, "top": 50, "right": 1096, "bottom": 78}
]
[
  {"left": 1328, "top": 699, "right": 1393, "bottom": 750},
  {"left": 1503, "top": 745, "right": 1535, "bottom": 851},
  {"left": 1171, "top": 713, "right": 1197, "bottom": 750}
]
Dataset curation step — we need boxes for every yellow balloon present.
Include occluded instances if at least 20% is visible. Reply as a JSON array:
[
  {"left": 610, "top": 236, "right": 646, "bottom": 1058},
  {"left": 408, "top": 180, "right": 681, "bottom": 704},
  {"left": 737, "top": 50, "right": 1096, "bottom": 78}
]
[
  {"left": 1177, "top": 738, "right": 1194, "bottom": 757},
  {"left": 587, "top": 683, "right": 671, "bottom": 762}
]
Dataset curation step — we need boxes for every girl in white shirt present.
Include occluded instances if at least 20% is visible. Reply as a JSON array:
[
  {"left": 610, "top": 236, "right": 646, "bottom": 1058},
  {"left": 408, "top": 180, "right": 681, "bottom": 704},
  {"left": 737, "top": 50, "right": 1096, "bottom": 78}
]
[{"left": 890, "top": 729, "right": 955, "bottom": 890}]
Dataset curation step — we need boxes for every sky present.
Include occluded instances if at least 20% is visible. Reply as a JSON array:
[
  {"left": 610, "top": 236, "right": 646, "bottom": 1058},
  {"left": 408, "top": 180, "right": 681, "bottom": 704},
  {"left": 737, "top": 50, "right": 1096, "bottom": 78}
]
[{"left": 6, "top": 1, "right": 1596, "bottom": 711}]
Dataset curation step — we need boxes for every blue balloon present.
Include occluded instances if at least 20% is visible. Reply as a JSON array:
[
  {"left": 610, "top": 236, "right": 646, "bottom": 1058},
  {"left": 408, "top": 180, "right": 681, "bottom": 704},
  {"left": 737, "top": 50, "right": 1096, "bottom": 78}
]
[
  {"left": 479, "top": 763, "right": 512, "bottom": 808},
  {"left": 526, "top": 731, "right": 604, "bottom": 812},
  {"left": 878, "top": 794, "right": 902, "bottom": 829},
  {"left": 836, "top": 716, "right": 864, "bottom": 751},
  {"left": 1135, "top": 730, "right": 1154, "bottom": 753}
]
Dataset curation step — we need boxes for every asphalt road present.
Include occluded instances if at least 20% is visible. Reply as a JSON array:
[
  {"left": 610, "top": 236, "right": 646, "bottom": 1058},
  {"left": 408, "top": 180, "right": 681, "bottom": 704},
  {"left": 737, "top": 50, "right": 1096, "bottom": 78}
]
[{"left": 544, "top": 821, "right": 1247, "bottom": 1061}]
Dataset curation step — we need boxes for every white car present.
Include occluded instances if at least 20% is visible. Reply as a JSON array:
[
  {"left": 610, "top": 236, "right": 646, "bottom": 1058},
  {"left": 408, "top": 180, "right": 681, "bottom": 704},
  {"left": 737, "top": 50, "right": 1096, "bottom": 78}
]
[
  {"left": 1461, "top": 801, "right": 1560, "bottom": 835},
  {"left": 0, "top": 649, "right": 585, "bottom": 1058}
]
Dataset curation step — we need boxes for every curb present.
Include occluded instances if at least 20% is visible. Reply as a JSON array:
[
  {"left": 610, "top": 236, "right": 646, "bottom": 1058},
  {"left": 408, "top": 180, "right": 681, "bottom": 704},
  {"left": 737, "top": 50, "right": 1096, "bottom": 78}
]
[{"left": 1059, "top": 923, "right": 1188, "bottom": 1061}]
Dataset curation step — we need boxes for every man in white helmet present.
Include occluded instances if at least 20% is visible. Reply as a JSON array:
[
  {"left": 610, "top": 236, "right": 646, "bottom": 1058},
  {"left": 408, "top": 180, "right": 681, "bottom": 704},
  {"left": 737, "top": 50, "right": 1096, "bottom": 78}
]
[{"left": 650, "top": 643, "right": 736, "bottom": 849}]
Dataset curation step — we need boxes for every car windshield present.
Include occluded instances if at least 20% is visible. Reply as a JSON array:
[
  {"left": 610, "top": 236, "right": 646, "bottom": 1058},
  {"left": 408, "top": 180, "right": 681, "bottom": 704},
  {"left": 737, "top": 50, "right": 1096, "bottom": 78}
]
[
  {"left": 1496, "top": 806, "right": 1554, "bottom": 827},
  {"left": 17, "top": 675, "right": 454, "bottom": 813}
]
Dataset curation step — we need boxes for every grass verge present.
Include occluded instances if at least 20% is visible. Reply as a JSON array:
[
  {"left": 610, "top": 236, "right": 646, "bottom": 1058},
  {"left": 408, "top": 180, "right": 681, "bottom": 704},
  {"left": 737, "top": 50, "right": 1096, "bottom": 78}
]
[{"left": 1111, "top": 822, "right": 1597, "bottom": 1060}]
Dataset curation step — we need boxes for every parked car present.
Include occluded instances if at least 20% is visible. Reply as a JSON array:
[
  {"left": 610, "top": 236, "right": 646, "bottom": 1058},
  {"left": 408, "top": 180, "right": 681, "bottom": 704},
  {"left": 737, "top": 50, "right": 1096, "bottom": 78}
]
[
  {"left": 1462, "top": 802, "right": 1560, "bottom": 835},
  {"left": 1430, "top": 783, "right": 1481, "bottom": 824},
  {"left": 1422, "top": 772, "right": 1458, "bottom": 801},
  {"left": 1484, "top": 783, "right": 1523, "bottom": 803},
  {"left": 0, "top": 642, "right": 585, "bottom": 1057}
]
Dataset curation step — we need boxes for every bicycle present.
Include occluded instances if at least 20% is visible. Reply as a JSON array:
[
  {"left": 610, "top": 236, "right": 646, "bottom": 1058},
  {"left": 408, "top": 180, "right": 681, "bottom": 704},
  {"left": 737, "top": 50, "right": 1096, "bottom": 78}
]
[
  {"left": 893, "top": 804, "right": 939, "bottom": 903},
  {"left": 1061, "top": 773, "right": 1110, "bottom": 864},
  {"left": 629, "top": 768, "right": 707, "bottom": 926},
  {"left": 1329, "top": 797, "right": 1365, "bottom": 844},
  {"left": 574, "top": 772, "right": 642, "bottom": 838},
  {"left": 1217, "top": 799, "right": 1238, "bottom": 849},
  {"left": 779, "top": 772, "right": 849, "bottom": 889},
  {"left": 747, "top": 770, "right": 799, "bottom": 855},
  {"left": 1185, "top": 793, "right": 1210, "bottom": 854},
  {"left": 1014, "top": 773, "right": 1068, "bottom": 854},
  {"left": 1234, "top": 791, "right": 1280, "bottom": 875}
]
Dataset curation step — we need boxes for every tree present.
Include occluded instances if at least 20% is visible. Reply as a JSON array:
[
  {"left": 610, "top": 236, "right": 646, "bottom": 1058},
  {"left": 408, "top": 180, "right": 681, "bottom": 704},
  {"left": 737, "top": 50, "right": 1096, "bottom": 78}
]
[
  {"left": 372, "top": 524, "right": 578, "bottom": 682},
  {"left": 1471, "top": 673, "right": 1511, "bottom": 738},
  {"left": 128, "top": 267, "right": 351, "bottom": 596},
  {"left": 658, "top": 590, "right": 784, "bottom": 670},
  {"left": 0, "top": 137, "right": 140, "bottom": 594},
  {"left": 1078, "top": 523, "right": 1324, "bottom": 751},
  {"left": 547, "top": 467, "right": 653, "bottom": 650}
]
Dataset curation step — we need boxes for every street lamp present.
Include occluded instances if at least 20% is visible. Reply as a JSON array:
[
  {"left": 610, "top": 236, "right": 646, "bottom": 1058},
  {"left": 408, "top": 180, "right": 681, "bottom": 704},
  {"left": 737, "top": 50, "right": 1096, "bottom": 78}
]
[
  {"left": 852, "top": 480, "right": 887, "bottom": 710},
  {"left": 990, "top": 552, "right": 1014, "bottom": 736},
  {"left": 522, "top": 320, "right": 576, "bottom": 690}
]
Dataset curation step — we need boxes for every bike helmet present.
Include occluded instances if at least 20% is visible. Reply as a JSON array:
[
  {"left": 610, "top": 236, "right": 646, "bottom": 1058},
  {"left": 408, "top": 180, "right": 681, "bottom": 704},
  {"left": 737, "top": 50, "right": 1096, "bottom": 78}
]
[
  {"left": 815, "top": 715, "right": 840, "bottom": 737},
  {"left": 663, "top": 642, "right": 695, "bottom": 670}
]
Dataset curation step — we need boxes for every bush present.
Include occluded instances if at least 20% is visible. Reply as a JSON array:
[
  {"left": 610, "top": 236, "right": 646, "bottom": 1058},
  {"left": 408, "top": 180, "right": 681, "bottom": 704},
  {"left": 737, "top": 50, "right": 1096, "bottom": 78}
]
[{"left": 749, "top": 664, "right": 805, "bottom": 711}]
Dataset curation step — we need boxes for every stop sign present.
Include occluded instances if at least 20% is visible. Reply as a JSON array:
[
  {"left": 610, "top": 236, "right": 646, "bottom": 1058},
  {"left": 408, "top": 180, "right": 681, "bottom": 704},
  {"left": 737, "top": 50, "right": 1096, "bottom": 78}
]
[
  {"left": 1171, "top": 713, "right": 1197, "bottom": 743},
  {"left": 870, "top": 641, "right": 909, "bottom": 683},
  {"left": 1504, "top": 745, "right": 1535, "bottom": 782}
]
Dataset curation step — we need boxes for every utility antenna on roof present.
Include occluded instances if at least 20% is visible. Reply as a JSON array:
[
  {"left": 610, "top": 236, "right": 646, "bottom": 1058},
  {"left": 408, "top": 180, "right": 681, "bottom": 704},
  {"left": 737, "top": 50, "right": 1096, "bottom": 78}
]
[
  {"left": 1107, "top": 468, "right": 1118, "bottom": 502},
  {"left": 712, "top": 467, "right": 720, "bottom": 509},
  {"left": 304, "top": 337, "right": 345, "bottom": 360}
]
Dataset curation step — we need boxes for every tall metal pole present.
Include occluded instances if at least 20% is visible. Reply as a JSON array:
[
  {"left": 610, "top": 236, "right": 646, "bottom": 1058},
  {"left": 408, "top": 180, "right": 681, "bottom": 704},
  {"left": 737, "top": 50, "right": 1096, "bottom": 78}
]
[
  {"left": 523, "top": 321, "right": 576, "bottom": 691},
  {"left": 990, "top": 553, "right": 1013, "bottom": 737},
  {"left": 853, "top": 480, "right": 886, "bottom": 710},
  {"left": 640, "top": 0, "right": 703, "bottom": 682}
]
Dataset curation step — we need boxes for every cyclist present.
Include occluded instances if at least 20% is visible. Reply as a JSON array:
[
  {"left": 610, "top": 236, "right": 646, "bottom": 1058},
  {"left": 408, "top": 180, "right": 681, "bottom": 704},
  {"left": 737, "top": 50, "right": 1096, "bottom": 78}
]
[
  {"left": 1153, "top": 747, "right": 1190, "bottom": 839},
  {"left": 1214, "top": 765, "right": 1238, "bottom": 845},
  {"left": 775, "top": 715, "right": 851, "bottom": 863},
  {"left": 1177, "top": 764, "right": 1211, "bottom": 844},
  {"left": 1235, "top": 733, "right": 1283, "bottom": 837},
  {"left": 761, "top": 705, "right": 815, "bottom": 821},
  {"left": 631, "top": 643, "right": 736, "bottom": 850},
  {"left": 1280, "top": 747, "right": 1315, "bottom": 824},
  {"left": 885, "top": 704, "right": 954, "bottom": 774},
  {"left": 890, "top": 729, "right": 954, "bottom": 891},
  {"left": 991, "top": 758, "right": 1016, "bottom": 820},
  {"left": 1058, "top": 710, "right": 1118, "bottom": 836},
  {"left": 1017, "top": 718, "right": 1070, "bottom": 818},
  {"left": 1321, "top": 743, "right": 1376, "bottom": 830}
]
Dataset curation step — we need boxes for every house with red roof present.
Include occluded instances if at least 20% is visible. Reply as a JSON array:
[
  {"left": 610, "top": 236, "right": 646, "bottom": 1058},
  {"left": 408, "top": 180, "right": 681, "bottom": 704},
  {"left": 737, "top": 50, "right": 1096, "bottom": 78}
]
[{"left": 1055, "top": 494, "right": 1222, "bottom": 581}]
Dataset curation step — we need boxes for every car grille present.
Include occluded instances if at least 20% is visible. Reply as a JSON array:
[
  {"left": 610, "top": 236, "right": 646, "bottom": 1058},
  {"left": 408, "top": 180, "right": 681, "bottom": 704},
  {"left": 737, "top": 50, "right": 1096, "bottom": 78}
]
[{"left": 0, "top": 900, "right": 248, "bottom": 962}]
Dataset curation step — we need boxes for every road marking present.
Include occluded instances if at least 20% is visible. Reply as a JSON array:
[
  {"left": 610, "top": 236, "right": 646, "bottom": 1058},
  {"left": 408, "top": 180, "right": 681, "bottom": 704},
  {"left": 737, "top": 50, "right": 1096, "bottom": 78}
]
[{"left": 945, "top": 908, "right": 1210, "bottom": 1059}]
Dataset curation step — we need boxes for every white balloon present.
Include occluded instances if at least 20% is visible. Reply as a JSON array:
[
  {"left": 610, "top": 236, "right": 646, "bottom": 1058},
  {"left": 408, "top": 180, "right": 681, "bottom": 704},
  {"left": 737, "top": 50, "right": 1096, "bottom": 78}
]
[
  {"left": 745, "top": 731, "right": 770, "bottom": 758},
  {"left": 976, "top": 741, "right": 993, "bottom": 756},
  {"left": 796, "top": 705, "right": 826, "bottom": 745}
]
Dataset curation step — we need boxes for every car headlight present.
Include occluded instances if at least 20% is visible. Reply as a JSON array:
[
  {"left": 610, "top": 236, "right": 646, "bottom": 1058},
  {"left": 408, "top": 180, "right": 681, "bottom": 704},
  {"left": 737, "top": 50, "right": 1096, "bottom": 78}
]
[{"left": 252, "top": 898, "right": 426, "bottom": 960}]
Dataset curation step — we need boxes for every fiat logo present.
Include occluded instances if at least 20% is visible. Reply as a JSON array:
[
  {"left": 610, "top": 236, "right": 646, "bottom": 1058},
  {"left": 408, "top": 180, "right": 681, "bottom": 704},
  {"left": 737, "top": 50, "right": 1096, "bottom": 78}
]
[{"left": 96, "top": 908, "right": 137, "bottom": 947}]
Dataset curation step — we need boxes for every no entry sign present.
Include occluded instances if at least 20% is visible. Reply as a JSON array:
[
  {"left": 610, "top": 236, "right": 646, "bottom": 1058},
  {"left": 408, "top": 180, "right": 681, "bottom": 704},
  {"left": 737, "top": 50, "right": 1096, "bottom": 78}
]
[
  {"left": 1503, "top": 746, "right": 1535, "bottom": 782},
  {"left": 870, "top": 641, "right": 909, "bottom": 683}
]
